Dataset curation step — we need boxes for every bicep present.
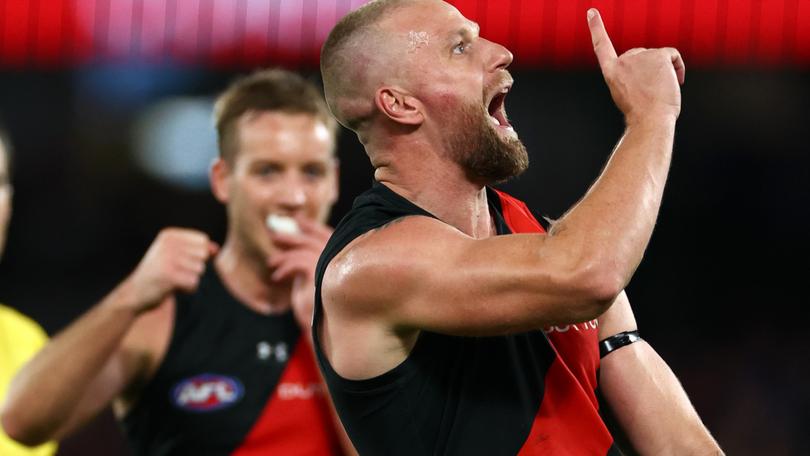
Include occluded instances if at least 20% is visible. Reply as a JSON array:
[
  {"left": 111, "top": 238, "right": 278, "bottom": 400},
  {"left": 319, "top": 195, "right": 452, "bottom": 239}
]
[{"left": 328, "top": 217, "right": 613, "bottom": 336}]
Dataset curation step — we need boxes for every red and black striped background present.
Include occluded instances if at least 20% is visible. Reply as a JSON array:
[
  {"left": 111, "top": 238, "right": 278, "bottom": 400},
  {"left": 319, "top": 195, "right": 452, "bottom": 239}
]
[{"left": 1, "top": 0, "right": 808, "bottom": 68}]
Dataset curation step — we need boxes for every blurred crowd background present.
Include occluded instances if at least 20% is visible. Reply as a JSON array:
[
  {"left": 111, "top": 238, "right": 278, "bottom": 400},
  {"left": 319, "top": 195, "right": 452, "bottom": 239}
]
[{"left": 0, "top": 0, "right": 807, "bottom": 454}]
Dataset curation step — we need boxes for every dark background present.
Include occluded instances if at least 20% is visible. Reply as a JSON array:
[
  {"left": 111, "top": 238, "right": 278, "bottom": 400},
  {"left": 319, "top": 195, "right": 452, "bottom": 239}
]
[{"left": 0, "top": 1, "right": 808, "bottom": 455}]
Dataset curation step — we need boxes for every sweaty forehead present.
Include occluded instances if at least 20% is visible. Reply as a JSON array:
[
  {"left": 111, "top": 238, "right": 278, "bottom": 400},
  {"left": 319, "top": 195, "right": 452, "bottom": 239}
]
[
  {"left": 236, "top": 112, "right": 334, "bottom": 157},
  {"left": 378, "top": 0, "right": 472, "bottom": 43}
]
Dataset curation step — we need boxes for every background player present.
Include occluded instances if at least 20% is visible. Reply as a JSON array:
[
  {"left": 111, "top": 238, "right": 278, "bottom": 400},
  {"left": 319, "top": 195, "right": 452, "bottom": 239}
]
[{"left": 1, "top": 69, "right": 353, "bottom": 455}]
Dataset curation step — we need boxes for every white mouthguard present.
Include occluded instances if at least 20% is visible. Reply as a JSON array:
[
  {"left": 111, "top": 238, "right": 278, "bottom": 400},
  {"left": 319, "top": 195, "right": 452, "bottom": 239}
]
[{"left": 266, "top": 214, "right": 300, "bottom": 235}]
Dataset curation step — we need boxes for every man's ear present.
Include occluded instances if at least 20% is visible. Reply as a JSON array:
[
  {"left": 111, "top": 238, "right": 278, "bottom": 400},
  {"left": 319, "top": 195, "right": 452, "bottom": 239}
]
[
  {"left": 375, "top": 87, "right": 424, "bottom": 126},
  {"left": 209, "top": 157, "right": 230, "bottom": 204}
]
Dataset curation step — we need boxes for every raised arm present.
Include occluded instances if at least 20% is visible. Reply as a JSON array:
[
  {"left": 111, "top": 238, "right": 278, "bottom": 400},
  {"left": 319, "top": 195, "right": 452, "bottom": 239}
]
[
  {"left": 0, "top": 228, "right": 215, "bottom": 446},
  {"left": 597, "top": 293, "right": 724, "bottom": 455},
  {"left": 324, "top": 10, "right": 686, "bottom": 337}
]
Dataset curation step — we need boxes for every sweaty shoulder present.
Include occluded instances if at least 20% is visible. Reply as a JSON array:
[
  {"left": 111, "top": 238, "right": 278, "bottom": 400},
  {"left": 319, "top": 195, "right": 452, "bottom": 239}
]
[{"left": 322, "top": 215, "right": 468, "bottom": 319}]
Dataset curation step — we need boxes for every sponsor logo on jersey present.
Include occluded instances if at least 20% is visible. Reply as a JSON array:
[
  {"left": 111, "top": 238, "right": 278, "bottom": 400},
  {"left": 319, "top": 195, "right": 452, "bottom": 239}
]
[
  {"left": 277, "top": 382, "right": 325, "bottom": 400},
  {"left": 171, "top": 374, "right": 244, "bottom": 412},
  {"left": 544, "top": 319, "right": 599, "bottom": 334},
  {"left": 256, "top": 341, "right": 289, "bottom": 362}
]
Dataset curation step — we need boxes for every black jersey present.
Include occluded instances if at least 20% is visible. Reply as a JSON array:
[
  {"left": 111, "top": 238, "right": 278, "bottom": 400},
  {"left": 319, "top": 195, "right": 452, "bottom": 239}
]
[
  {"left": 122, "top": 266, "right": 342, "bottom": 456},
  {"left": 313, "top": 183, "right": 619, "bottom": 455}
]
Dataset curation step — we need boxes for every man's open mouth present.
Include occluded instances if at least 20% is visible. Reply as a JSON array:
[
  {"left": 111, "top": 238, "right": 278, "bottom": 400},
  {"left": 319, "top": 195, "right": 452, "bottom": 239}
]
[{"left": 487, "top": 88, "right": 512, "bottom": 129}]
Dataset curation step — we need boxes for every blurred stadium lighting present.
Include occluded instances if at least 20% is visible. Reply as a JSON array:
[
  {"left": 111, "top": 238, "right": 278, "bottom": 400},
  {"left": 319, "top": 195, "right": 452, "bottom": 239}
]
[
  {"left": 0, "top": 0, "right": 807, "bottom": 68},
  {"left": 132, "top": 97, "right": 217, "bottom": 190}
]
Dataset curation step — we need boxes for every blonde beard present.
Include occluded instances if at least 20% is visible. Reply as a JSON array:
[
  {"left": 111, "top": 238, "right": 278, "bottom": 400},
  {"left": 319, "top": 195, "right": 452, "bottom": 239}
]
[{"left": 443, "top": 102, "right": 528, "bottom": 185}]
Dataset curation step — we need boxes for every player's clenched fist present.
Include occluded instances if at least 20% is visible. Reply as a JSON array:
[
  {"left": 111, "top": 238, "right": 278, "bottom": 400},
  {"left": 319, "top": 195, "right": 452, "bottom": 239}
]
[
  {"left": 125, "top": 228, "right": 219, "bottom": 313},
  {"left": 588, "top": 8, "right": 686, "bottom": 124}
]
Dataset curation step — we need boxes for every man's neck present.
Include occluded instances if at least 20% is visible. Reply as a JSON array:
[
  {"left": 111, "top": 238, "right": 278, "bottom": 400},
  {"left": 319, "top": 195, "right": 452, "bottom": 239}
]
[
  {"left": 372, "top": 142, "right": 495, "bottom": 239},
  {"left": 214, "top": 239, "right": 292, "bottom": 315}
]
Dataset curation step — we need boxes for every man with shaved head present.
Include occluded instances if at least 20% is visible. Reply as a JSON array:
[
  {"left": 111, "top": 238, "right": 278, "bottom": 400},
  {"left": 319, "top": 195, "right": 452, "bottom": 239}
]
[{"left": 315, "top": 1, "right": 723, "bottom": 454}]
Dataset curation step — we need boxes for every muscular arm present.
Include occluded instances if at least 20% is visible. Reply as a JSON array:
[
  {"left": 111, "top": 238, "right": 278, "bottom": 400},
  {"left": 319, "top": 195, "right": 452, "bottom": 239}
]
[
  {"left": 598, "top": 293, "right": 723, "bottom": 455},
  {"left": 0, "top": 228, "right": 214, "bottom": 446},
  {"left": 321, "top": 11, "right": 688, "bottom": 382},
  {"left": 325, "top": 11, "right": 685, "bottom": 334}
]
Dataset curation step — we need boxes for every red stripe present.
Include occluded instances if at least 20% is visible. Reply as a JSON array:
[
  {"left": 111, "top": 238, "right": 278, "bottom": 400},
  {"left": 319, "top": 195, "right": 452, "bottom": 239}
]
[
  {"left": 515, "top": 0, "right": 544, "bottom": 63},
  {"left": 619, "top": 0, "right": 648, "bottom": 53},
  {"left": 691, "top": 0, "right": 721, "bottom": 66},
  {"left": 724, "top": 0, "right": 755, "bottom": 64},
  {"left": 231, "top": 337, "right": 341, "bottom": 456},
  {"left": 494, "top": 190, "right": 546, "bottom": 234},
  {"left": 2, "top": 0, "right": 31, "bottom": 66},
  {"left": 32, "top": 0, "right": 63, "bottom": 65},
  {"left": 482, "top": 0, "right": 510, "bottom": 51},
  {"left": 517, "top": 354, "right": 613, "bottom": 454},
  {"left": 495, "top": 190, "right": 612, "bottom": 454},
  {"left": 758, "top": 0, "right": 786, "bottom": 66},
  {"left": 553, "top": 0, "right": 579, "bottom": 67},
  {"left": 799, "top": 0, "right": 810, "bottom": 63},
  {"left": 2, "top": 0, "right": 809, "bottom": 68},
  {"left": 654, "top": 0, "right": 684, "bottom": 48}
]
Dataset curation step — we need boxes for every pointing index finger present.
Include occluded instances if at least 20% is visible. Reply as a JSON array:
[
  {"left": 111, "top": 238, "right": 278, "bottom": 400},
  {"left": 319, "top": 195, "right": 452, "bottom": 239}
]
[{"left": 587, "top": 9, "right": 617, "bottom": 70}]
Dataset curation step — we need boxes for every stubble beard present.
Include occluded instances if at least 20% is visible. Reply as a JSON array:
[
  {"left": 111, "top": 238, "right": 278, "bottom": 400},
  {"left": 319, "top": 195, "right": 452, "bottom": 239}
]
[{"left": 444, "top": 102, "right": 529, "bottom": 185}]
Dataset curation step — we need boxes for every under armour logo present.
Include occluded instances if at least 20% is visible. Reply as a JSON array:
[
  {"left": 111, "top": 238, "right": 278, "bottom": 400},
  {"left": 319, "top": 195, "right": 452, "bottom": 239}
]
[{"left": 256, "top": 341, "right": 289, "bottom": 363}]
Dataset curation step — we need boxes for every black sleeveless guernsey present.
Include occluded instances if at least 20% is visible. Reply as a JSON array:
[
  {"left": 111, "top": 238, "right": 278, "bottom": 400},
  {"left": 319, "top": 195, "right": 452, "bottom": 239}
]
[
  {"left": 313, "top": 183, "right": 622, "bottom": 455},
  {"left": 122, "top": 266, "right": 342, "bottom": 456}
]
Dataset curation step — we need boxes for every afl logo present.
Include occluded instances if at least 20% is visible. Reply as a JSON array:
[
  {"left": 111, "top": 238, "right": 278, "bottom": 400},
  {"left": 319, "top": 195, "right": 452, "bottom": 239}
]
[{"left": 171, "top": 374, "right": 244, "bottom": 412}]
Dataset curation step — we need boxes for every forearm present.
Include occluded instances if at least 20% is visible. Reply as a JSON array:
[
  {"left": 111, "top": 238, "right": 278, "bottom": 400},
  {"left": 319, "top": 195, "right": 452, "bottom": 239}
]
[
  {"left": 600, "top": 341, "right": 723, "bottom": 455},
  {"left": 548, "top": 116, "right": 676, "bottom": 291},
  {"left": 1, "top": 279, "right": 140, "bottom": 443}
]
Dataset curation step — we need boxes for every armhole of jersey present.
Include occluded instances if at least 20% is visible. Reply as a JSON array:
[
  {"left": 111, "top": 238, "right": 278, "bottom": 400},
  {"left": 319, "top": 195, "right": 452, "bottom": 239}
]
[
  {"left": 151, "top": 295, "right": 184, "bottom": 377},
  {"left": 314, "top": 183, "right": 451, "bottom": 394},
  {"left": 313, "top": 215, "right": 440, "bottom": 394},
  {"left": 121, "top": 294, "right": 184, "bottom": 420},
  {"left": 153, "top": 262, "right": 218, "bottom": 374}
]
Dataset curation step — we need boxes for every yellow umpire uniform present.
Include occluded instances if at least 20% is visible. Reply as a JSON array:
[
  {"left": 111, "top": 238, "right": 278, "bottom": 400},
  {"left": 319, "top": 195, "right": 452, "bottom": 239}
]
[{"left": 0, "top": 304, "right": 57, "bottom": 456}]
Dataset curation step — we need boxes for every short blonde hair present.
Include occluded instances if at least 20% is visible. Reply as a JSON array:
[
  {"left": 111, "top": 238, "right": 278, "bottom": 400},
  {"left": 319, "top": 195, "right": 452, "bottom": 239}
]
[
  {"left": 320, "top": 0, "right": 412, "bottom": 130},
  {"left": 213, "top": 69, "right": 337, "bottom": 163}
]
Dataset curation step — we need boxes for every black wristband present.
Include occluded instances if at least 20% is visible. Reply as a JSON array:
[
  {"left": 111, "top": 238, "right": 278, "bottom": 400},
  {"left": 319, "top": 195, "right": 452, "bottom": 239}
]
[{"left": 599, "top": 330, "right": 642, "bottom": 358}]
